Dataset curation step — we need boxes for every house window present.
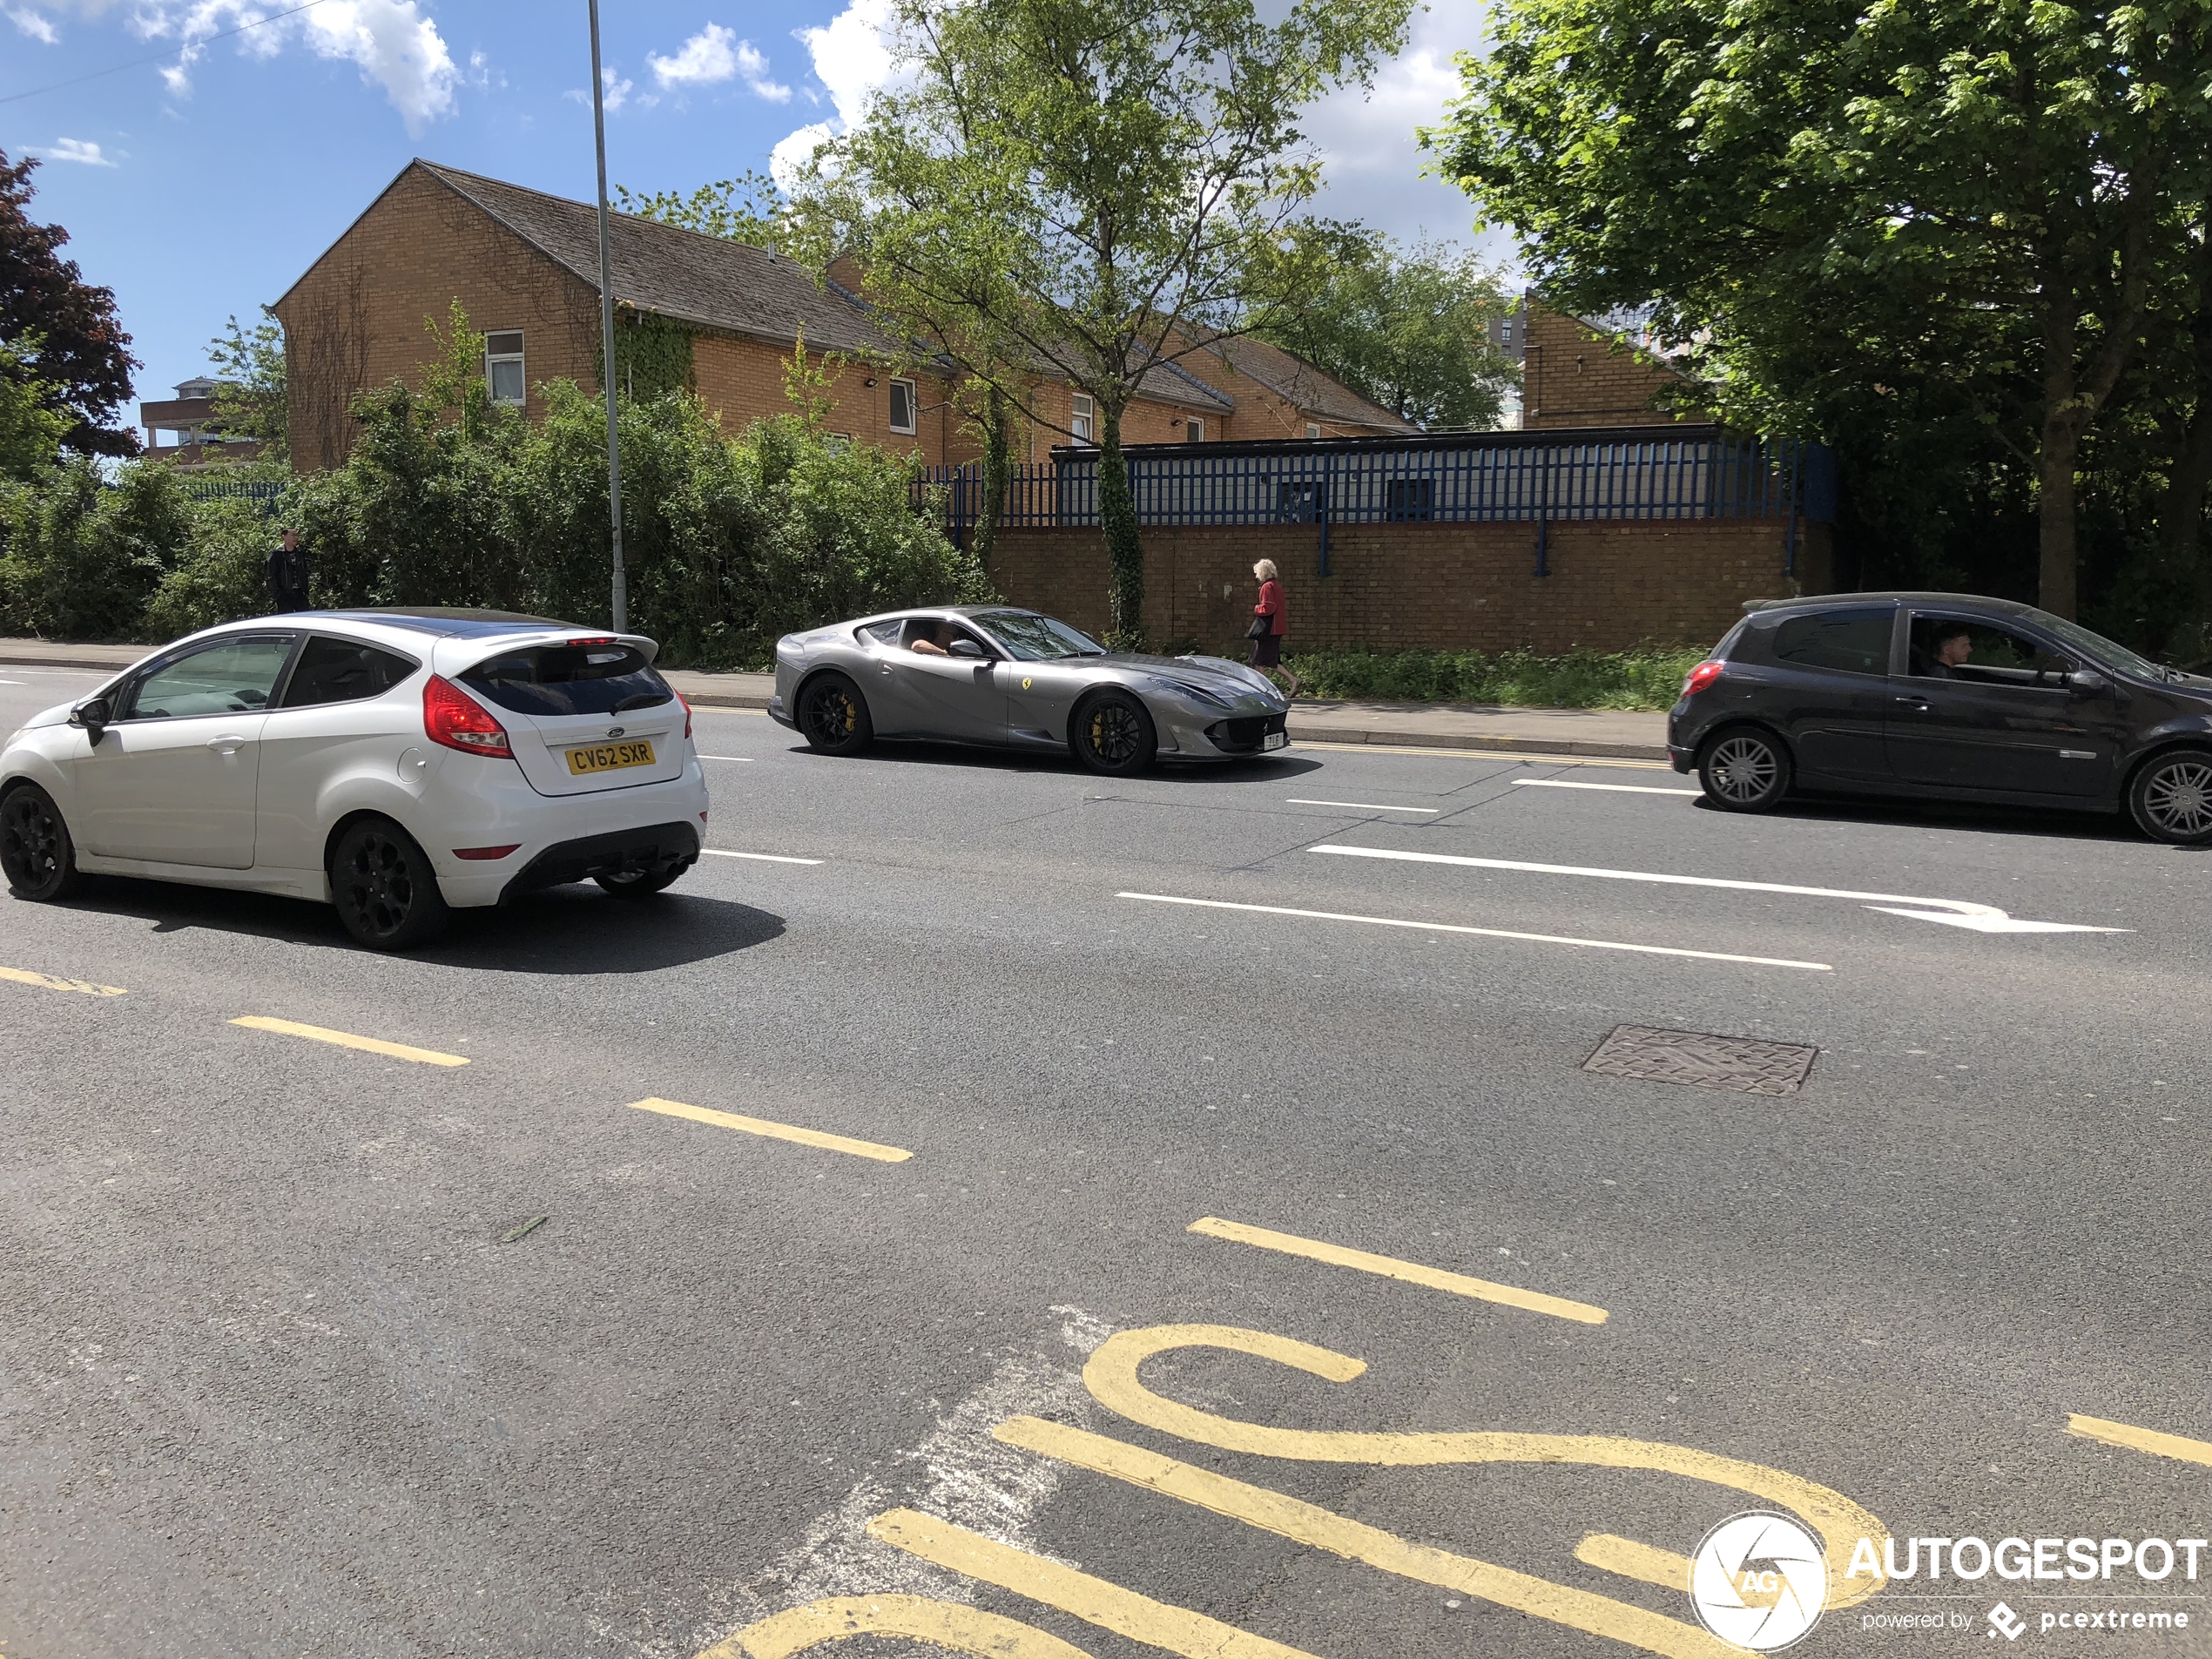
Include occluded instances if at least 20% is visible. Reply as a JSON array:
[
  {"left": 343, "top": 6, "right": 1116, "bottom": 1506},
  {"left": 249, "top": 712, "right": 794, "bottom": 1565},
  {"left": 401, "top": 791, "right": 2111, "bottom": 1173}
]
[
  {"left": 826, "top": 433, "right": 853, "bottom": 455},
  {"left": 1305, "top": 422, "right": 1321, "bottom": 440},
  {"left": 1070, "top": 393, "right": 1095, "bottom": 444},
  {"left": 1185, "top": 419, "right": 1204, "bottom": 443},
  {"left": 888, "top": 377, "right": 917, "bottom": 435},
  {"left": 485, "top": 332, "right": 526, "bottom": 406}
]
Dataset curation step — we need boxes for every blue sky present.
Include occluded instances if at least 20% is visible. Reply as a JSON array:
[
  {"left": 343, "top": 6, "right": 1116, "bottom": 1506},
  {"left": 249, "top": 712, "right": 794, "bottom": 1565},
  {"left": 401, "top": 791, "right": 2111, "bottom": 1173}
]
[{"left": 3, "top": 0, "right": 1486, "bottom": 414}]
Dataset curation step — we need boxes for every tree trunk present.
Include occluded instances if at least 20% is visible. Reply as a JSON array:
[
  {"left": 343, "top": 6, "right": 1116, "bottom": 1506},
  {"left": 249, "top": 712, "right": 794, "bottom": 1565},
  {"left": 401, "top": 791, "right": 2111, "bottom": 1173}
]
[
  {"left": 2038, "top": 284, "right": 2080, "bottom": 619},
  {"left": 973, "top": 381, "right": 1011, "bottom": 570},
  {"left": 1096, "top": 409, "right": 1146, "bottom": 648}
]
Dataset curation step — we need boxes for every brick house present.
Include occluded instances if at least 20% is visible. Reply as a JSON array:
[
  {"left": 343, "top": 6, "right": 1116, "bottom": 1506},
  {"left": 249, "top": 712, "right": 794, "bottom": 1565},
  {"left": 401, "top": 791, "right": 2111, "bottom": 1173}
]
[{"left": 271, "top": 158, "right": 1411, "bottom": 474}]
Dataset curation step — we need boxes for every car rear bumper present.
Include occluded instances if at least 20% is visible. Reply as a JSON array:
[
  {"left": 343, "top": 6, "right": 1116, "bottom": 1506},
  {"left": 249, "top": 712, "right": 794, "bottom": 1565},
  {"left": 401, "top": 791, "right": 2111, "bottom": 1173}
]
[
  {"left": 500, "top": 821, "right": 701, "bottom": 900},
  {"left": 418, "top": 762, "right": 710, "bottom": 907}
]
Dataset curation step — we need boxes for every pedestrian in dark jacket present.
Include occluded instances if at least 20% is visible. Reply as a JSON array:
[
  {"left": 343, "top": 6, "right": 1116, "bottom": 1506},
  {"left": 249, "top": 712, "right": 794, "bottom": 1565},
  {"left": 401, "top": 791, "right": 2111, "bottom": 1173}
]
[
  {"left": 1250, "top": 558, "right": 1300, "bottom": 698},
  {"left": 267, "top": 528, "right": 311, "bottom": 613}
]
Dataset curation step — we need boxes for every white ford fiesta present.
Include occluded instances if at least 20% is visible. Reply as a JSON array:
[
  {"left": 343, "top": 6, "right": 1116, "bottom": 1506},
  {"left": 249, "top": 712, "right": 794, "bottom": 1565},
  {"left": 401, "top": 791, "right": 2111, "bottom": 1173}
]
[{"left": 0, "top": 609, "right": 711, "bottom": 949}]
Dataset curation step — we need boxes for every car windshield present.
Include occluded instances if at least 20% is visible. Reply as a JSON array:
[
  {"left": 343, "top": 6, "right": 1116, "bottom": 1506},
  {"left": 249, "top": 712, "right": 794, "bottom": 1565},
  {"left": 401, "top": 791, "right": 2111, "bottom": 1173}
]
[
  {"left": 2024, "top": 610, "right": 2168, "bottom": 680},
  {"left": 974, "top": 610, "right": 1104, "bottom": 660}
]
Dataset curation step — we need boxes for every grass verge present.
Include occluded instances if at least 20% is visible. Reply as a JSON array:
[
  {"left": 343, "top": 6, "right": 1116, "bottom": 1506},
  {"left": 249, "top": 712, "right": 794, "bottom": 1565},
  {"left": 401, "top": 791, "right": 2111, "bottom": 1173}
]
[{"left": 1278, "top": 644, "right": 1706, "bottom": 711}]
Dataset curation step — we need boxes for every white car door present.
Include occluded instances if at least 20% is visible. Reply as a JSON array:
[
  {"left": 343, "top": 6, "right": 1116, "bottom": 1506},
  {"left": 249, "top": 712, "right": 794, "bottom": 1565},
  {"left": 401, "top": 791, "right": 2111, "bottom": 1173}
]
[
  {"left": 71, "top": 633, "right": 298, "bottom": 868},
  {"left": 252, "top": 634, "right": 424, "bottom": 872}
]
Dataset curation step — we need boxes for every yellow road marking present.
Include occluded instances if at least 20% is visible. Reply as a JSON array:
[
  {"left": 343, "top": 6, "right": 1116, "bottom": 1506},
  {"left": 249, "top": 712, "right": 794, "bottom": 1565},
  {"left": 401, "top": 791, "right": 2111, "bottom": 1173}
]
[
  {"left": 229, "top": 1015, "right": 468, "bottom": 1067},
  {"left": 701, "top": 1593, "right": 1093, "bottom": 1658},
  {"left": 1189, "top": 1217, "right": 1608, "bottom": 1325},
  {"left": 997, "top": 1416, "right": 1737, "bottom": 1659},
  {"left": 627, "top": 1097, "right": 912, "bottom": 1163},
  {"left": 2067, "top": 1413, "right": 2212, "bottom": 1467},
  {"left": 868, "top": 1508, "right": 1322, "bottom": 1659},
  {"left": 1296, "top": 740, "right": 1671, "bottom": 770},
  {"left": 1078, "top": 1325, "right": 1886, "bottom": 1611},
  {"left": 1, "top": 965, "right": 125, "bottom": 996},
  {"left": 1577, "top": 1534, "right": 1695, "bottom": 1592}
]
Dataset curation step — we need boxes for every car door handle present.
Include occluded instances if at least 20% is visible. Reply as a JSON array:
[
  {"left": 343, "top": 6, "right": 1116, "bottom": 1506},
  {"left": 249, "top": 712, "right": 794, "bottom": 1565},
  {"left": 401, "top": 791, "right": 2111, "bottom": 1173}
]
[
  {"left": 206, "top": 735, "right": 251, "bottom": 754},
  {"left": 1892, "top": 696, "right": 1932, "bottom": 711}
]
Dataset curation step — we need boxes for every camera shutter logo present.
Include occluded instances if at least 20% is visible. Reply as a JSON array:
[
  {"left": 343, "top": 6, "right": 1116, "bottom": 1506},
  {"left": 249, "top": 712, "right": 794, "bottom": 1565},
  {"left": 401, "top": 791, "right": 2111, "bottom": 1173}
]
[{"left": 1689, "top": 1511, "right": 1829, "bottom": 1650}]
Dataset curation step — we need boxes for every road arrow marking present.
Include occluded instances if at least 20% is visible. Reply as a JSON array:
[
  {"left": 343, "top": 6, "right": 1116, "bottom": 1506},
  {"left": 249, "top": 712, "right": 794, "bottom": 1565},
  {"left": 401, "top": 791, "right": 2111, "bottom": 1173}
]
[{"left": 1309, "top": 846, "right": 2128, "bottom": 935}]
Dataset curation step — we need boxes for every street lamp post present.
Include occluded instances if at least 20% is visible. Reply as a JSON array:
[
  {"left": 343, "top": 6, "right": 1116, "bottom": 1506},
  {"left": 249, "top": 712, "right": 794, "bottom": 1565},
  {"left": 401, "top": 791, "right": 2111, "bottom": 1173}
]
[{"left": 586, "top": 0, "right": 628, "bottom": 633}]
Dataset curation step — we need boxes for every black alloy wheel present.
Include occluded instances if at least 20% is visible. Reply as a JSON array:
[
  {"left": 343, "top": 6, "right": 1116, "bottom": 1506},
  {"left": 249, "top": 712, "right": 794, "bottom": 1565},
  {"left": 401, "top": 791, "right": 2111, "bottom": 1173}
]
[
  {"left": 1697, "top": 727, "right": 1792, "bottom": 813},
  {"left": 1072, "top": 691, "right": 1158, "bottom": 775},
  {"left": 328, "top": 816, "right": 449, "bottom": 950},
  {"left": 0, "top": 784, "right": 84, "bottom": 900},
  {"left": 596, "top": 865, "right": 684, "bottom": 899},
  {"left": 2128, "top": 748, "right": 2212, "bottom": 846},
  {"left": 798, "top": 672, "right": 874, "bottom": 755}
]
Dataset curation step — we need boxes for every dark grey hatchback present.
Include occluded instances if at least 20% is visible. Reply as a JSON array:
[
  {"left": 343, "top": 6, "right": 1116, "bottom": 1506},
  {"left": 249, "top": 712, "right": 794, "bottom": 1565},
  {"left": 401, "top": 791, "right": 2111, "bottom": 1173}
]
[{"left": 1668, "top": 591, "right": 2212, "bottom": 844}]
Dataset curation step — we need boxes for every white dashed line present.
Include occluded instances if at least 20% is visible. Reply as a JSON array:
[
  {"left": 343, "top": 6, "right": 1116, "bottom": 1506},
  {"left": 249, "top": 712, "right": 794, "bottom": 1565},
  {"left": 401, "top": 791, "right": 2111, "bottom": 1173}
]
[
  {"left": 1284, "top": 798, "right": 1439, "bottom": 813},
  {"left": 701, "top": 849, "right": 824, "bottom": 866},
  {"left": 1512, "top": 779, "right": 1698, "bottom": 797}
]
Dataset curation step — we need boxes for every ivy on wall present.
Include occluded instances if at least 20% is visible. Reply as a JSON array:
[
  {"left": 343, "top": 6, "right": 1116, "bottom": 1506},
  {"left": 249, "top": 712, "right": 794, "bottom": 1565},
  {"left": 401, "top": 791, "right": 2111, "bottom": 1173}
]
[{"left": 602, "top": 309, "right": 698, "bottom": 401}]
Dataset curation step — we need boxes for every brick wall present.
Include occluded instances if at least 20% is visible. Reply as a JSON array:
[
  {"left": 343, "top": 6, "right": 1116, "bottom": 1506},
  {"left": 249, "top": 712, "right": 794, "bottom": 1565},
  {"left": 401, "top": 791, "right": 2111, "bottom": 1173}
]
[
  {"left": 987, "top": 517, "right": 1831, "bottom": 655},
  {"left": 276, "top": 167, "right": 604, "bottom": 472},
  {"left": 1521, "top": 303, "right": 1696, "bottom": 431}
]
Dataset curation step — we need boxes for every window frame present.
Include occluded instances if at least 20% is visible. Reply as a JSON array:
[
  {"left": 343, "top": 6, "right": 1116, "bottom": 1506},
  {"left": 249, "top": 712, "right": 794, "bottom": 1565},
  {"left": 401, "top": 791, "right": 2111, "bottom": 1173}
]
[
  {"left": 485, "top": 330, "right": 526, "bottom": 408},
  {"left": 887, "top": 376, "right": 918, "bottom": 435},
  {"left": 1069, "top": 394, "right": 1095, "bottom": 444},
  {"left": 1305, "top": 422, "right": 1322, "bottom": 440},
  {"left": 1903, "top": 610, "right": 2079, "bottom": 688},
  {"left": 1764, "top": 605, "right": 1898, "bottom": 679},
  {"left": 1185, "top": 418, "right": 1204, "bottom": 443},
  {"left": 275, "top": 634, "right": 422, "bottom": 710}
]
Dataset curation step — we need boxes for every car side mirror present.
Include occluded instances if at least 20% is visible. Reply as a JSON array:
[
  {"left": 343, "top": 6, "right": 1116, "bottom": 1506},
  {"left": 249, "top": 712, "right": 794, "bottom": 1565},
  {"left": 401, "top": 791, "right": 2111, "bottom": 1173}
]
[
  {"left": 948, "top": 638, "right": 987, "bottom": 660},
  {"left": 2065, "top": 669, "right": 2107, "bottom": 697},
  {"left": 71, "top": 694, "right": 111, "bottom": 745}
]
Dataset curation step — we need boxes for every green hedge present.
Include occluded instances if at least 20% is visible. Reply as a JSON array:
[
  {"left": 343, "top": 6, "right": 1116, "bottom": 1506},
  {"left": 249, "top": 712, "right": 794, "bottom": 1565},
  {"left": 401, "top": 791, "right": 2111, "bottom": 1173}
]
[
  {"left": 1280, "top": 644, "right": 1709, "bottom": 710},
  {"left": 0, "top": 383, "right": 994, "bottom": 669}
]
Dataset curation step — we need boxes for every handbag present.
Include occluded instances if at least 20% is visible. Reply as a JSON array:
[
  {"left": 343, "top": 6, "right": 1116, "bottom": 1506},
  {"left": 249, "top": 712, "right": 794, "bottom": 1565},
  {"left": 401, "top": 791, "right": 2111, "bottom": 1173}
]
[{"left": 1244, "top": 615, "right": 1271, "bottom": 640}]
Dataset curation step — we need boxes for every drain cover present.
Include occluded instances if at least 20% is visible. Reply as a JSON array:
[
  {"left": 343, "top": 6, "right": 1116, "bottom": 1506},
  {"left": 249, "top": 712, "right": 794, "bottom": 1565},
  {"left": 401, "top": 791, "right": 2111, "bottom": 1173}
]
[{"left": 1581, "top": 1025, "right": 1817, "bottom": 1096}]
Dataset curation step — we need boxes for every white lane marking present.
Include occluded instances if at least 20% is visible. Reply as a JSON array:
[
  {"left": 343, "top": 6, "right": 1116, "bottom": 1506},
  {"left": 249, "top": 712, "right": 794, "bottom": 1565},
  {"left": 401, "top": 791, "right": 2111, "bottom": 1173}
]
[
  {"left": 702, "top": 849, "right": 824, "bottom": 865},
  {"left": 698, "top": 754, "right": 758, "bottom": 761},
  {"left": 1294, "top": 740, "right": 1672, "bottom": 770},
  {"left": 0, "top": 678, "right": 22, "bottom": 685},
  {"left": 1309, "top": 845, "right": 2127, "bottom": 934},
  {"left": 1513, "top": 778, "right": 1699, "bottom": 797},
  {"left": 1118, "top": 892, "right": 1832, "bottom": 971},
  {"left": 1284, "top": 798, "right": 1440, "bottom": 813}
]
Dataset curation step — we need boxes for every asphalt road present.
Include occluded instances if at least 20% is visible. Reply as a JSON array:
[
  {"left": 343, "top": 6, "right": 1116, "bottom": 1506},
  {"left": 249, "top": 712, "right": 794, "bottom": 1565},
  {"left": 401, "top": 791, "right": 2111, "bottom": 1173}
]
[{"left": 3, "top": 662, "right": 2209, "bottom": 1659}]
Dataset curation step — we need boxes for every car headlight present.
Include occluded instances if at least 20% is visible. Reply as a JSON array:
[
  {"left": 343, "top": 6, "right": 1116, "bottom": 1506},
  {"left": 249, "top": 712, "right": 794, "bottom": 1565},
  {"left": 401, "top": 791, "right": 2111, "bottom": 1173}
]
[{"left": 1155, "top": 678, "right": 1238, "bottom": 710}]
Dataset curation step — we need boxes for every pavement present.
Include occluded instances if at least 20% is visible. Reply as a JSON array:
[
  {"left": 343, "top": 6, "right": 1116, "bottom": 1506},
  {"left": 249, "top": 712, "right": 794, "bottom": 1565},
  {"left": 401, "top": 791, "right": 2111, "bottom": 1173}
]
[
  {"left": 0, "top": 637, "right": 1673, "bottom": 759},
  {"left": 5, "top": 661, "right": 2208, "bottom": 1659}
]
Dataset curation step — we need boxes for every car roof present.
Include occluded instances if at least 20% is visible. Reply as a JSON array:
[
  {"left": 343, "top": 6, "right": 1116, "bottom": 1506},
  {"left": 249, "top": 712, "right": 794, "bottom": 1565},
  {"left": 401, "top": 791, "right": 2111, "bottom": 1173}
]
[
  {"left": 1743, "top": 591, "right": 2047, "bottom": 621},
  {"left": 310, "top": 607, "right": 583, "bottom": 638}
]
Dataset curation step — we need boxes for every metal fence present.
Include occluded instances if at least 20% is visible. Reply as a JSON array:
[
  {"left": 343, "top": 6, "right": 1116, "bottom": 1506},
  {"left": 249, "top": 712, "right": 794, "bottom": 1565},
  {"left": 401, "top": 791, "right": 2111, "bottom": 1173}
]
[
  {"left": 179, "top": 478, "right": 287, "bottom": 510},
  {"left": 918, "top": 427, "right": 1835, "bottom": 575}
]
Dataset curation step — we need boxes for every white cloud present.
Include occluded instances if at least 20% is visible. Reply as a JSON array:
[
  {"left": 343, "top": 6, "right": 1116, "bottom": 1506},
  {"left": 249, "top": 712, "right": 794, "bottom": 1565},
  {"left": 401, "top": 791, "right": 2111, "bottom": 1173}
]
[
  {"left": 9, "top": 8, "right": 58, "bottom": 43},
  {"left": 769, "top": 0, "right": 894, "bottom": 184},
  {"left": 133, "top": 0, "right": 458, "bottom": 135},
  {"left": 35, "top": 137, "right": 118, "bottom": 165},
  {"left": 649, "top": 22, "right": 789, "bottom": 100},
  {"left": 770, "top": 120, "right": 834, "bottom": 190},
  {"left": 564, "top": 66, "right": 637, "bottom": 112}
]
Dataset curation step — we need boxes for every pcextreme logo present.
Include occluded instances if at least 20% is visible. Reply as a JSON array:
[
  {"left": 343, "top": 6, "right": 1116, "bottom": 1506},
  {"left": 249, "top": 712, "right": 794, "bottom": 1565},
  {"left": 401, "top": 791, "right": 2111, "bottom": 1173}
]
[{"left": 1690, "top": 1511, "right": 1830, "bottom": 1651}]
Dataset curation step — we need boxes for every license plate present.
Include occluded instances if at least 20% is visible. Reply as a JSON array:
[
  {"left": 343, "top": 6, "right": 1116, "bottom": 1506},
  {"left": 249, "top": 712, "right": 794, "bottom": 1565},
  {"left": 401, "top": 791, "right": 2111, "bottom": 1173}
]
[
  {"left": 565, "top": 738, "right": 657, "bottom": 775},
  {"left": 1263, "top": 731, "right": 1289, "bottom": 751}
]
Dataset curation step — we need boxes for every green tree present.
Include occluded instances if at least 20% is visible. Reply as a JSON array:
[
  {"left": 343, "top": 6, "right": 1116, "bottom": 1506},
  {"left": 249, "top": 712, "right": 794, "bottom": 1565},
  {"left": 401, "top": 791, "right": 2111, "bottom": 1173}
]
[
  {"left": 1252, "top": 233, "right": 1519, "bottom": 428},
  {"left": 617, "top": 171, "right": 786, "bottom": 251},
  {"left": 0, "top": 150, "right": 138, "bottom": 457},
  {"left": 206, "top": 307, "right": 289, "bottom": 464},
  {"left": 1432, "top": 0, "right": 2212, "bottom": 617},
  {"left": 0, "top": 335, "right": 71, "bottom": 481},
  {"left": 792, "top": 0, "right": 1417, "bottom": 646}
]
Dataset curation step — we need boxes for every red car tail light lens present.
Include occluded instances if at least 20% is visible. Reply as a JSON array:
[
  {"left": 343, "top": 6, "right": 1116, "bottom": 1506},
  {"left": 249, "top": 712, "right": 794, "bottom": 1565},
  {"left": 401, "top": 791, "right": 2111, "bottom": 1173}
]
[
  {"left": 678, "top": 689, "right": 693, "bottom": 740},
  {"left": 423, "top": 675, "right": 513, "bottom": 756},
  {"left": 1682, "top": 660, "right": 1726, "bottom": 697},
  {"left": 451, "top": 845, "right": 520, "bottom": 860}
]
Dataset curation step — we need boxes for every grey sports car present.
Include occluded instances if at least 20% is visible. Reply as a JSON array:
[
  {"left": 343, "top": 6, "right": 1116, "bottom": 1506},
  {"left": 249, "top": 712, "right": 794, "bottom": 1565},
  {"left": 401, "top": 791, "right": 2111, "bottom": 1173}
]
[{"left": 766, "top": 605, "right": 1291, "bottom": 773}]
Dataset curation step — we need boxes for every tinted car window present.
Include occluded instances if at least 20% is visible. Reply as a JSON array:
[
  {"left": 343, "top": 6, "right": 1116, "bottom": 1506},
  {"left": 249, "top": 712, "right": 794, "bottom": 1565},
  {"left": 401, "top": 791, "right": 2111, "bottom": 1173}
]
[
  {"left": 125, "top": 636, "right": 296, "bottom": 720},
  {"left": 1907, "top": 617, "right": 2074, "bottom": 684},
  {"left": 860, "top": 619, "right": 907, "bottom": 646},
  {"left": 461, "top": 643, "right": 672, "bottom": 717},
  {"left": 280, "top": 637, "right": 418, "bottom": 707},
  {"left": 1771, "top": 609, "right": 1892, "bottom": 676}
]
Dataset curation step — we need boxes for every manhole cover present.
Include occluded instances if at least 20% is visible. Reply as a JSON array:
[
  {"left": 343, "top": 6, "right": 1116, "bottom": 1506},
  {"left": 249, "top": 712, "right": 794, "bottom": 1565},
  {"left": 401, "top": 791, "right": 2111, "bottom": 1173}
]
[{"left": 1581, "top": 1025, "right": 1817, "bottom": 1096}]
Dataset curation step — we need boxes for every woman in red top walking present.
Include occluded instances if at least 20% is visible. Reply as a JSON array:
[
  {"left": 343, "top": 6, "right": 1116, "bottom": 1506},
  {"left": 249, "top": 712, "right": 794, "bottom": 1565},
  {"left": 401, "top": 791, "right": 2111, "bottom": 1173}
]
[{"left": 1249, "top": 559, "right": 1300, "bottom": 699}]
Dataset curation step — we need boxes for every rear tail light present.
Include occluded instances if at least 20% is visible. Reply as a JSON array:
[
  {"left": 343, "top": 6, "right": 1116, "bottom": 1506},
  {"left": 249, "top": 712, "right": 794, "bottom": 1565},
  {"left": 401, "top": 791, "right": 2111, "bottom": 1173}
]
[
  {"left": 423, "top": 675, "right": 513, "bottom": 756},
  {"left": 1682, "top": 660, "right": 1726, "bottom": 697},
  {"left": 452, "top": 845, "right": 520, "bottom": 860},
  {"left": 678, "top": 690, "right": 693, "bottom": 740}
]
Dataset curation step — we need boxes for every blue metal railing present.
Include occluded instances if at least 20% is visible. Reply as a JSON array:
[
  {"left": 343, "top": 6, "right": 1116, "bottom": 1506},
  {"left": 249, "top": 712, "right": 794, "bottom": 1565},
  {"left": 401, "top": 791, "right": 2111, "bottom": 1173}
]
[
  {"left": 921, "top": 428, "right": 1834, "bottom": 556},
  {"left": 179, "top": 478, "right": 287, "bottom": 509}
]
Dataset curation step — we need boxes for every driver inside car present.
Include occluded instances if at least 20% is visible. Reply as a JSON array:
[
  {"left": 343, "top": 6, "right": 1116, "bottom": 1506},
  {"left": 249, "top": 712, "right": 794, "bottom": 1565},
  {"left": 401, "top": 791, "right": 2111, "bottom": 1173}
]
[{"left": 906, "top": 620, "right": 952, "bottom": 657}]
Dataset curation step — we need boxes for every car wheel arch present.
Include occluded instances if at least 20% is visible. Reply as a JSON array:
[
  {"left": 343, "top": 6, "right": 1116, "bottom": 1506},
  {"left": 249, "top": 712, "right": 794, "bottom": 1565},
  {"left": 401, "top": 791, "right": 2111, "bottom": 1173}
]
[
  {"left": 2121, "top": 736, "right": 2212, "bottom": 797},
  {"left": 1696, "top": 718, "right": 1796, "bottom": 768}
]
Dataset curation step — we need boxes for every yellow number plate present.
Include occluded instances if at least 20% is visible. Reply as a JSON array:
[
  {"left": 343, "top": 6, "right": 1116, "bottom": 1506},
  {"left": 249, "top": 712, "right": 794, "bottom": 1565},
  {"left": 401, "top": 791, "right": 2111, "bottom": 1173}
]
[{"left": 565, "top": 738, "right": 657, "bottom": 775}]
